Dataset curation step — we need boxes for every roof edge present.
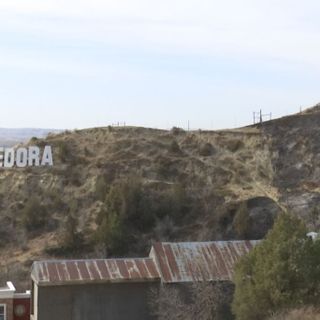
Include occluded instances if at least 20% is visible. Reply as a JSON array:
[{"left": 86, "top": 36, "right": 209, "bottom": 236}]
[{"left": 35, "top": 277, "right": 161, "bottom": 287}]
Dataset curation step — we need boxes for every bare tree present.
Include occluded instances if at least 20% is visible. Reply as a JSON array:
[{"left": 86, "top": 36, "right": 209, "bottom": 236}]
[
  {"left": 149, "top": 285, "right": 190, "bottom": 320},
  {"left": 149, "top": 264, "right": 233, "bottom": 320}
]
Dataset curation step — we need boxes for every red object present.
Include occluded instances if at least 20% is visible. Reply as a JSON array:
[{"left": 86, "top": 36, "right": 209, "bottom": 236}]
[{"left": 13, "top": 297, "right": 30, "bottom": 320}]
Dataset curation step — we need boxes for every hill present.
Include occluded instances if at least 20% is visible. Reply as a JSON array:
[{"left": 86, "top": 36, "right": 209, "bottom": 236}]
[{"left": 0, "top": 108, "right": 320, "bottom": 289}]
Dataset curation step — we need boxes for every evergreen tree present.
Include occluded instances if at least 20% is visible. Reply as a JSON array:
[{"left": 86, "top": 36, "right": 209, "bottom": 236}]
[
  {"left": 232, "top": 213, "right": 320, "bottom": 320},
  {"left": 95, "top": 178, "right": 155, "bottom": 256},
  {"left": 60, "top": 200, "right": 83, "bottom": 252}
]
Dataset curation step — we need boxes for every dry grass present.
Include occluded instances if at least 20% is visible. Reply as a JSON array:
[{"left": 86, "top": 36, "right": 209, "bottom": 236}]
[
  {"left": 269, "top": 307, "right": 320, "bottom": 320},
  {"left": 0, "top": 125, "right": 282, "bottom": 290}
]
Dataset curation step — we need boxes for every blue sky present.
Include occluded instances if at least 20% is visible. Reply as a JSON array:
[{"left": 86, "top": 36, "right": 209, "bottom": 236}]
[{"left": 0, "top": 0, "right": 319, "bottom": 130}]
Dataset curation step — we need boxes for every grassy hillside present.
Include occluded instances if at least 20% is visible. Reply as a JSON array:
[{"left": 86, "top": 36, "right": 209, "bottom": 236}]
[{"left": 1, "top": 107, "right": 320, "bottom": 289}]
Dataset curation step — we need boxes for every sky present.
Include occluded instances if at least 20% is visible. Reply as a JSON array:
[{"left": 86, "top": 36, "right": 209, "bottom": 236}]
[{"left": 0, "top": 0, "right": 320, "bottom": 130}]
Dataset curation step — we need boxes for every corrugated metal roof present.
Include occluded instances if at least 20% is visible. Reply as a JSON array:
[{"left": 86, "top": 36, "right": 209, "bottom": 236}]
[
  {"left": 149, "top": 241, "right": 260, "bottom": 283},
  {"left": 31, "top": 258, "right": 160, "bottom": 286}
]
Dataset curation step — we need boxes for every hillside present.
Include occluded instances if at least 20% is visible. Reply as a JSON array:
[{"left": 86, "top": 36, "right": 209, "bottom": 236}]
[{"left": 1, "top": 108, "right": 320, "bottom": 289}]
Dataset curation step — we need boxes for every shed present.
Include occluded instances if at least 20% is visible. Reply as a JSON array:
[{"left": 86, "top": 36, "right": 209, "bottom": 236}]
[
  {"left": 30, "top": 258, "right": 160, "bottom": 320},
  {"left": 30, "top": 240, "right": 259, "bottom": 320}
]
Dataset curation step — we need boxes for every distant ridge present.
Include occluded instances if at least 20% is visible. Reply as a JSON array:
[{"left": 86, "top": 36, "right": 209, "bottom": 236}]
[{"left": 0, "top": 128, "right": 62, "bottom": 146}]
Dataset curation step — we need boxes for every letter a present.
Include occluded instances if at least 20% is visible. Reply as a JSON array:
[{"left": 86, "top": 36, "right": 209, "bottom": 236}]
[{"left": 41, "top": 146, "right": 53, "bottom": 166}]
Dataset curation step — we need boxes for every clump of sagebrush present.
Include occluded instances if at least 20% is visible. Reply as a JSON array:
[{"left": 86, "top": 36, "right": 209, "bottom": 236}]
[
  {"left": 21, "top": 196, "right": 48, "bottom": 231},
  {"left": 199, "top": 142, "right": 215, "bottom": 156},
  {"left": 46, "top": 200, "right": 85, "bottom": 256},
  {"left": 59, "top": 200, "right": 84, "bottom": 252},
  {"left": 94, "top": 175, "right": 108, "bottom": 202},
  {"left": 232, "top": 213, "right": 320, "bottom": 320},
  {"left": 57, "top": 140, "right": 70, "bottom": 162},
  {"left": 232, "top": 202, "right": 251, "bottom": 239},
  {"left": 169, "top": 140, "right": 183, "bottom": 155}
]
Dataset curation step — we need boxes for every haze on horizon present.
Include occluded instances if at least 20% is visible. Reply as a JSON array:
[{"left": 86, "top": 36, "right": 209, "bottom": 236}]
[{"left": 0, "top": 0, "right": 319, "bottom": 130}]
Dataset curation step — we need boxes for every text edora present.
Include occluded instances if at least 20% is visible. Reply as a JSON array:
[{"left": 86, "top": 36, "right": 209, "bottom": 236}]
[{"left": 0, "top": 146, "right": 53, "bottom": 168}]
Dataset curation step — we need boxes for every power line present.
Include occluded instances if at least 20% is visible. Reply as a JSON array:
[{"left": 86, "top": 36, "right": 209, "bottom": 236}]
[{"left": 253, "top": 109, "right": 272, "bottom": 124}]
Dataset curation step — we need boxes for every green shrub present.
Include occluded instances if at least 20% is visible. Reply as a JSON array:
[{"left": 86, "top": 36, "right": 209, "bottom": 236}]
[
  {"left": 168, "top": 184, "right": 189, "bottom": 222},
  {"left": 170, "top": 127, "right": 185, "bottom": 135},
  {"left": 59, "top": 201, "right": 83, "bottom": 252},
  {"left": 155, "top": 157, "right": 179, "bottom": 179},
  {"left": 308, "top": 205, "right": 320, "bottom": 230},
  {"left": 225, "top": 139, "right": 244, "bottom": 152},
  {"left": 232, "top": 213, "right": 320, "bottom": 320},
  {"left": 94, "top": 178, "right": 155, "bottom": 255},
  {"left": 57, "top": 140, "right": 70, "bottom": 162},
  {"left": 199, "top": 142, "right": 214, "bottom": 156},
  {"left": 95, "top": 176, "right": 108, "bottom": 202},
  {"left": 21, "top": 196, "right": 47, "bottom": 231},
  {"left": 64, "top": 166, "right": 81, "bottom": 186},
  {"left": 47, "top": 200, "right": 84, "bottom": 255},
  {"left": 84, "top": 146, "right": 91, "bottom": 156},
  {"left": 46, "top": 188, "right": 64, "bottom": 211},
  {"left": 232, "top": 202, "right": 251, "bottom": 239},
  {"left": 95, "top": 205, "right": 126, "bottom": 256},
  {"left": 169, "top": 140, "right": 183, "bottom": 155},
  {"left": 148, "top": 183, "right": 190, "bottom": 223}
]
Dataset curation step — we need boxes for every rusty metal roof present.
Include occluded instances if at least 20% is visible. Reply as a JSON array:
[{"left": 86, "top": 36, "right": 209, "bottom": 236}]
[
  {"left": 149, "top": 241, "right": 260, "bottom": 283},
  {"left": 31, "top": 258, "right": 160, "bottom": 286}
]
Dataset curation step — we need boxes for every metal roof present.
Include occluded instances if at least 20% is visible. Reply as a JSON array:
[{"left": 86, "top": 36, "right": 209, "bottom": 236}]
[
  {"left": 31, "top": 258, "right": 160, "bottom": 286},
  {"left": 149, "top": 241, "right": 260, "bottom": 283}
]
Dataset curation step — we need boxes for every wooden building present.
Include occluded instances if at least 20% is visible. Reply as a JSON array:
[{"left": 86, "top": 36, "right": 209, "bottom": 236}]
[{"left": 30, "top": 240, "right": 259, "bottom": 320}]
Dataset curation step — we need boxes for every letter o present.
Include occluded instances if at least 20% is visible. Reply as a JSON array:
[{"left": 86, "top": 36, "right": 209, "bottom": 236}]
[{"left": 16, "top": 148, "right": 28, "bottom": 167}]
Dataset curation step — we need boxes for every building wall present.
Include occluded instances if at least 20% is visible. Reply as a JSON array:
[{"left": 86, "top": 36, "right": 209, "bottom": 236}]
[
  {"left": 0, "top": 298, "right": 13, "bottom": 320},
  {"left": 36, "top": 282, "right": 159, "bottom": 320}
]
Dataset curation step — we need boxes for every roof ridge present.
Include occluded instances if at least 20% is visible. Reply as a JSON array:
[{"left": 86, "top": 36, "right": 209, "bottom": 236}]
[
  {"left": 32, "top": 257, "right": 153, "bottom": 264},
  {"left": 158, "top": 240, "right": 261, "bottom": 245}
]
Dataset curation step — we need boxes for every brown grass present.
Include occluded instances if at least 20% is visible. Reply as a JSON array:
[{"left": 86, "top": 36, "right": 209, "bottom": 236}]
[
  {"left": 0, "top": 125, "right": 281, "bottom": 290},
  {"left": 269, "top": 307, "right": 320, "bottom": 320}
]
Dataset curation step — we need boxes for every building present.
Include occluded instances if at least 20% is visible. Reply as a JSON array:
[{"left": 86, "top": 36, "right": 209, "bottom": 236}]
[
  {"left": 30, "top": 258, "right": 160, "bottom": 320},
  {"left": 150, "top": 241, "right": 259, "bottom": 283},
  {"left": 30, "top": 240, "right": 259, "bottom": 320},
  {"left": 0, "top": 282, "right": 30, "bottom": 320}
]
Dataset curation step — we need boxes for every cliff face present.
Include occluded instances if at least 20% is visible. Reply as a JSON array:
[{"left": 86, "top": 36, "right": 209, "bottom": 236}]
[
  {"left": 1, "top": 107, "right": 320, "bottom": 289},
  {"left": 263, "top": 107, "right": 320, "bottom": 219}
]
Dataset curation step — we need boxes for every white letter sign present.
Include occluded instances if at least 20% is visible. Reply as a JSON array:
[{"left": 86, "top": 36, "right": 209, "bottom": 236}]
[{"left": 0, "top": 146, "right": 54, "bottom": 168}]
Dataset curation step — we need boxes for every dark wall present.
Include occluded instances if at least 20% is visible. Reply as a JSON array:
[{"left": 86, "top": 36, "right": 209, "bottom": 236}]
[{"left": 37, "top": 282, "right": 159, "bottom": 320}]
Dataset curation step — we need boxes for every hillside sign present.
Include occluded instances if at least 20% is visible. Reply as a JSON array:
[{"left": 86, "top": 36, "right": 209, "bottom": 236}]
[{"left": 0, "top": 146, "right": 53, "bottom": 168}]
